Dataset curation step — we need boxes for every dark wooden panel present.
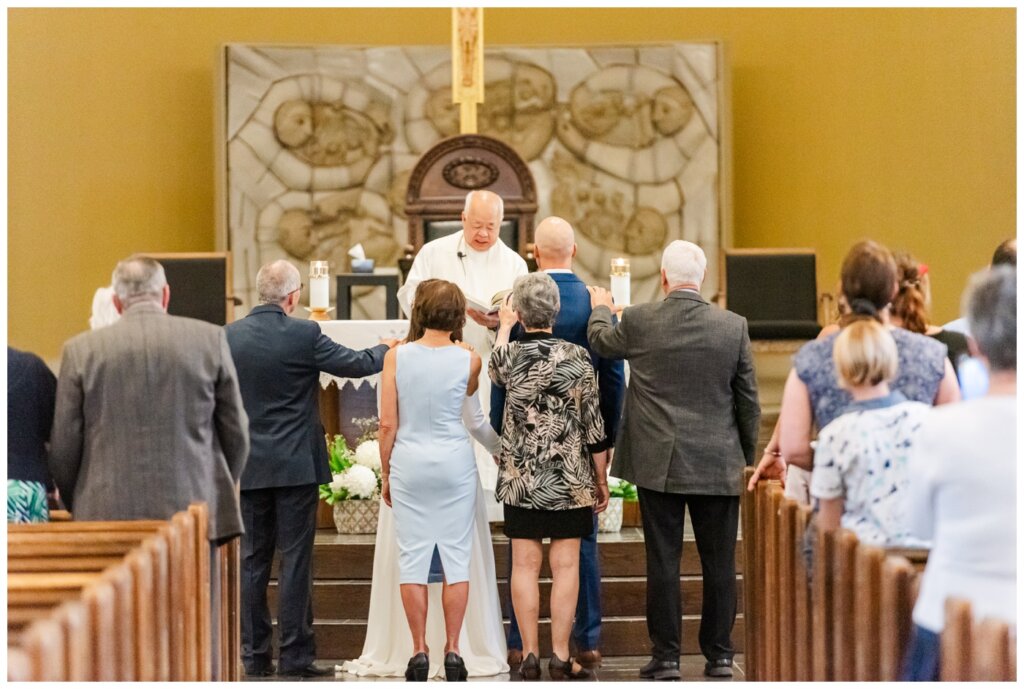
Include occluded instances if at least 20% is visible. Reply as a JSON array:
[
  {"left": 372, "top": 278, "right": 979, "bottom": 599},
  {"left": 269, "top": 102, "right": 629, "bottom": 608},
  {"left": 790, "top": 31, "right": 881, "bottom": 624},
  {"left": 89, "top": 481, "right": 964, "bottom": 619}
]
[
  {"left": 268, "top": 576, "right": 744, "bottom": 620},
  {"left": 285, "top": 533, "right": 743, "bottom": 580}
]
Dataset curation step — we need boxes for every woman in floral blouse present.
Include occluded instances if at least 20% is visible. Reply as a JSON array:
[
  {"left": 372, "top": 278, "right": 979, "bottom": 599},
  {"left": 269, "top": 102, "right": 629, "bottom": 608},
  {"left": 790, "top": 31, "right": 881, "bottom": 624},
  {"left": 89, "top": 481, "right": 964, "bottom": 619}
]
[{"left": 489, "top": 272, "right": 609, "bottom": 681}]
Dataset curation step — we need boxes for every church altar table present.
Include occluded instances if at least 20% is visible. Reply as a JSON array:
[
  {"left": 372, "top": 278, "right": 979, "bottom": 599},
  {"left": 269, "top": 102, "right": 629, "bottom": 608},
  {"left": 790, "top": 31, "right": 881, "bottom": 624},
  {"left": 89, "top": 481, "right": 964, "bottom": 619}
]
[{"left": 317, "top": 319, "right": 409, "bottom": 390}]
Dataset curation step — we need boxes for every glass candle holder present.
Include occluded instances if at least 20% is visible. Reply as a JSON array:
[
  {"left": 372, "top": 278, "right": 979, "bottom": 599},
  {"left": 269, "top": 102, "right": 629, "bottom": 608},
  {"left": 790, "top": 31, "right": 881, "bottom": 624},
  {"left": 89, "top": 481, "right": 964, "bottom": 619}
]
[
  {"left": 309, "top": 260, "right": 330, "bottom": 309},
  {"left": 610, "top": 257, "right": 630, "bottom": 307}
]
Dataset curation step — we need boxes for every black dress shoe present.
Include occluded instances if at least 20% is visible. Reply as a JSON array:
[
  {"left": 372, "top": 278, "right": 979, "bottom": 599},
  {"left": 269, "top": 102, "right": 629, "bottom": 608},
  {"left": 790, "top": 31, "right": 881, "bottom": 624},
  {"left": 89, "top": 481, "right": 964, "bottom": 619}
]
[
  {"left": 444, "top": 652, "right": 468, "bottom": 681},
  {"left": 639, "top": 657, "right": 681, "bottom": 681},
  {"left": 278, "top": 663, "right": 333, "bottom": 677},
  {"left": 405, "top": 652, "right": 429, "bottom": 682},
  {"left": 548, "top": 654, "right": 593, "bottom": 680},
  {"left": 704, "top": 658, "right": 734, "bottom": 678},
  {"left": 520, "top": 652, "right": 541, "bottom": 681},
  {"left": 246, "top": 664, "right": 276, "bottom": 677}
]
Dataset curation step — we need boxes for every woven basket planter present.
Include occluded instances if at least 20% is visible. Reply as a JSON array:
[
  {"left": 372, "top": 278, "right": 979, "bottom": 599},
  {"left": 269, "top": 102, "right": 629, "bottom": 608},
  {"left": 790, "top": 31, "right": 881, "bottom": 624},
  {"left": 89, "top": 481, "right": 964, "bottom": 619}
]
[
  {"left": 598, "top": 497, "right": 624, "bottom": 533},
  {"left": 332, "top": 499, "right": 380, "bottom": 534}
]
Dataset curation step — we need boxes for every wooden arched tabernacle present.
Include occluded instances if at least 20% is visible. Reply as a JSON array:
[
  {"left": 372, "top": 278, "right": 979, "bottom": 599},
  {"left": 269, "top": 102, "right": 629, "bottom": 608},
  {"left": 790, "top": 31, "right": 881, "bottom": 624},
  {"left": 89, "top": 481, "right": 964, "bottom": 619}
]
[{"left": 405, "top": 134, "right": 538, "bottom": 257}]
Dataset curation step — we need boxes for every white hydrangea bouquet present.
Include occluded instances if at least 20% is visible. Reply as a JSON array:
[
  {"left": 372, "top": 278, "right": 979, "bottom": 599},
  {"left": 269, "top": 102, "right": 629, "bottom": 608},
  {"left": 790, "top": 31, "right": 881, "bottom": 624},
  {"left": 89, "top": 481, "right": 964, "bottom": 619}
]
[{"left": 320, "top": 418, "right": 383, "bottom": 533}]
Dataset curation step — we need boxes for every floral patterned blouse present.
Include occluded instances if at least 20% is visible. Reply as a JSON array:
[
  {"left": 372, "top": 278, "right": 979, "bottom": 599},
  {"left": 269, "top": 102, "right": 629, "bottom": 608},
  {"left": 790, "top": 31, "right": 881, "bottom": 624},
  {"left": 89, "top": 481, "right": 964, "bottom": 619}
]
[
  {"left": 489, "top": 333, "right": 607, "bottom": 511},
  {"left": 794, "top": 327, "right": 946, "bottom": 430}
]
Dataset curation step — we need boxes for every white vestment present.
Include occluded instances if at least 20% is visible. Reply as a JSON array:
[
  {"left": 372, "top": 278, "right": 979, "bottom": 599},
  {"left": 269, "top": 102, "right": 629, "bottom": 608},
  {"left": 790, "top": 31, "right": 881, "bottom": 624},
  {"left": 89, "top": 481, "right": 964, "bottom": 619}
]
[
  {"left": 396, "top": 232, "right": 528, "bottom": 517},
  {"left": 340, "top": 396, "right": 508, "bottom": 679}
]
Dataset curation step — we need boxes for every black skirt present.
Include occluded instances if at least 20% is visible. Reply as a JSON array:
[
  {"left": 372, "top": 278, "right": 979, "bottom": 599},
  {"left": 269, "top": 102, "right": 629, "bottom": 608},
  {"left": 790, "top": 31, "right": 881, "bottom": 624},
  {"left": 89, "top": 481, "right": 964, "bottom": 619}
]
[{"left": 502, "top": 504, "right": 595, "bottom": 540}]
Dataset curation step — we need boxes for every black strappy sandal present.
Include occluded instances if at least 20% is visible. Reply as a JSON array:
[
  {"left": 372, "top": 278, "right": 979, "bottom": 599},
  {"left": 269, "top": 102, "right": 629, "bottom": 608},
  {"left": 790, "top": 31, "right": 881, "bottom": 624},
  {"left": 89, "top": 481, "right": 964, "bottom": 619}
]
[{"left": 548, "top": 653, "right": 593, "bottom": 680}]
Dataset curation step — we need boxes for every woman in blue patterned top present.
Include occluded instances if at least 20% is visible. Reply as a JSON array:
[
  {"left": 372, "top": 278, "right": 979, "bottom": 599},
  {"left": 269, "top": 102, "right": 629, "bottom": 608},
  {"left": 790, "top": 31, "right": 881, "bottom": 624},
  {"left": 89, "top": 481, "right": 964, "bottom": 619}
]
[
  {"left": 809, "top": 319, "right": 930, "bottom": 546},
  {"left": 748, "top": 240, "right": 960, "bottom": 501}
]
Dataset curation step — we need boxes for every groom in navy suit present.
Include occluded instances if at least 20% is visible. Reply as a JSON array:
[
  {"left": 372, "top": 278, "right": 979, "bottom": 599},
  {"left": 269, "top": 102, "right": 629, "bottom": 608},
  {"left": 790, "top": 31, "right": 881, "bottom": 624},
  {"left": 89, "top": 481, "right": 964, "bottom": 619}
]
[{"left": 491, "top": 217, "right": 625, "bottom": 669}]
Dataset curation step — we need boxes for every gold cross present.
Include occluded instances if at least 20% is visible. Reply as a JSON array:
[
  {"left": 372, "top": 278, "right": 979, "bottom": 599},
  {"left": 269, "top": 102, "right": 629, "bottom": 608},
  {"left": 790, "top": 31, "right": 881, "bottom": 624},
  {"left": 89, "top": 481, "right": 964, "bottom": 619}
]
[{"left": 451, "top": 7, "right": 484, "bottom": 134}]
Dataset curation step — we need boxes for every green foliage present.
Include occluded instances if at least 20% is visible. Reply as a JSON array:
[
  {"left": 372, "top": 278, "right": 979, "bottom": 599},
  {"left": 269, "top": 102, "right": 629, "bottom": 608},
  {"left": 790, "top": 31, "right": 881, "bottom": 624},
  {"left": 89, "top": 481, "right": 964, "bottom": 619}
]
[
  {"left": 321, "top": 434, "right": 355, "bottom": 504},
  {"left": 327, "top": 434, "right": 354, "bottom": 474},
  {"left": 608, "top": 477, "right": 638, "bottom": 501}
]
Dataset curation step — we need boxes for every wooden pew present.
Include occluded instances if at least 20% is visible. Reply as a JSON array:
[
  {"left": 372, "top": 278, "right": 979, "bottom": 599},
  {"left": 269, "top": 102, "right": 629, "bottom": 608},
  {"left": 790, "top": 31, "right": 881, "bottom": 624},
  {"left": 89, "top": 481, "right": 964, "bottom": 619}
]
[
  {"left": 941, "top": 598, "right": 1017, "bottom": 681},
  {"left": 6, "top": 503, "right": 231, "bottom": 682},
  {"left": 742, "top": 471, "right": 942, "bottom": 683},
  {"left": 740, "top": 466, "right": 758, "bottom": 681},
  {"left": 878, "top": 556, "right": 918, "bottom": 680},
  {"left": 792, "top": 503, "right": 814, "bottom": 681}
]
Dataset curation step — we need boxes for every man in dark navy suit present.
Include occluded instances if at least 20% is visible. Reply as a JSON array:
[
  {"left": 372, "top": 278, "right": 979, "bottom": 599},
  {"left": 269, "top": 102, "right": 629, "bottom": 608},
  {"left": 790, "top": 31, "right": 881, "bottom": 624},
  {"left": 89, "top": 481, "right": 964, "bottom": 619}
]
[
  {"left": 226, "top": 260, "right": 395, "bottom": 678},
  {"left": 491, "top": 217, "right": 625, "bottom": 670}
]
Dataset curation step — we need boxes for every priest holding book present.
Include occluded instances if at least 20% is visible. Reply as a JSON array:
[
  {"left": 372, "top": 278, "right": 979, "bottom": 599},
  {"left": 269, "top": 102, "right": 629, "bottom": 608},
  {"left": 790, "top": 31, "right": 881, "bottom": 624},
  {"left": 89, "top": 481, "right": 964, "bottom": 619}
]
[{"left": 396, "top": 189, "right": 528, "bottom": 507}]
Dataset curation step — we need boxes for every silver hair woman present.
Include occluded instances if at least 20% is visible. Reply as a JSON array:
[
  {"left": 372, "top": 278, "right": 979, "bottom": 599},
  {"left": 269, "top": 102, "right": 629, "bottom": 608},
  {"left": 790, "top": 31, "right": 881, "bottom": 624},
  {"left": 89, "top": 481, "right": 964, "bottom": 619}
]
[
  {"left": 901, "top": 265, "right": 1016, "bottom": 680},
  {"left": 489, "top": 271, "right": 609, "bottom": 680}
]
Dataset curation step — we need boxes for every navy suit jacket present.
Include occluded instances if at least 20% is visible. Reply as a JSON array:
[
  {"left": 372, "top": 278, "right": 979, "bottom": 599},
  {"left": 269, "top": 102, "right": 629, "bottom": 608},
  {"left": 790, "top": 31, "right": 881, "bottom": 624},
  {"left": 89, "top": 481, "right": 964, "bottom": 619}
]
[
  {"left": 8, "top": 347, "right": 56, "bottom": 486},
  {"left": 225, "top": 305, "right": 388, "bottom": 490},
  {"left": 490, "top": 271, "right": 625, "bottom": 449}
]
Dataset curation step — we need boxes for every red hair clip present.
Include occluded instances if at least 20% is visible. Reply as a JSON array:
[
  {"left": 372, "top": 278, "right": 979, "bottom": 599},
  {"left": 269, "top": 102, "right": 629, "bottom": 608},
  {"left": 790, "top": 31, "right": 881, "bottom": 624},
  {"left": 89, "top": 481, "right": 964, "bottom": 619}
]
[{"left": 917, "top": 263, "right": 929, "bottom": 277}]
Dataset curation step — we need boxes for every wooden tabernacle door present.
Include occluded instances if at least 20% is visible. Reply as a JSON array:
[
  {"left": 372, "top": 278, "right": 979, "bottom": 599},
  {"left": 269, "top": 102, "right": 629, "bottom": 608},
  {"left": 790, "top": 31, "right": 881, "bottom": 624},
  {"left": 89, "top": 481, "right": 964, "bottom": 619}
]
[{"left": 404, "top": 134, "right": 538, "bottom": 257}]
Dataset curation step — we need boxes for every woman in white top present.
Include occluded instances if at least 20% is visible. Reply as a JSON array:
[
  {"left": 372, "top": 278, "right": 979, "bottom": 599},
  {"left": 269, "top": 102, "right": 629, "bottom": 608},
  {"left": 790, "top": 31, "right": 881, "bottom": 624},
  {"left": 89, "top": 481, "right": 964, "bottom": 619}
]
[
  {"left": 809, "top": 319, "right": 930, "bottom": 547},
  {"left": 902, "top": 266, "right": 1016, "bottom": 681}
]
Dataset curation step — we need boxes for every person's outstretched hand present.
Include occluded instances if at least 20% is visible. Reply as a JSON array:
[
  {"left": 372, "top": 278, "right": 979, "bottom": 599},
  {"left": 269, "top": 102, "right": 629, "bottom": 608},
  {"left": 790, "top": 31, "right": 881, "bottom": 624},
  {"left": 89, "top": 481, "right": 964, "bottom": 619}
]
[{"left": 747, "top": 450, "right": 787, "bottom": 491}]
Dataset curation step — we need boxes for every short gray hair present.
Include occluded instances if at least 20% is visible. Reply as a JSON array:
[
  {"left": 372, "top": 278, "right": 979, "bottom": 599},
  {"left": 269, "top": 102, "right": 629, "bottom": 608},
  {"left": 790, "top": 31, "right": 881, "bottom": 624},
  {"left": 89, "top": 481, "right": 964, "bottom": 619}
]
[
  {"left": 257, "top": 260, "right": 301, "bottom": 305},
  {"left": 463, "top": 189, "right": 504, "bottom": 220},
  {"left": 661, "top": 240, "right": 707, "bottom": 287},
  {"left": 513, "top": 272, "right": 560, "bottom": 329},
  {"left": 965, "top": 265, "right": 1016, "bottom": 372},
  {"left": 112, "top": 255, "right": 167, "bottom": 308}
]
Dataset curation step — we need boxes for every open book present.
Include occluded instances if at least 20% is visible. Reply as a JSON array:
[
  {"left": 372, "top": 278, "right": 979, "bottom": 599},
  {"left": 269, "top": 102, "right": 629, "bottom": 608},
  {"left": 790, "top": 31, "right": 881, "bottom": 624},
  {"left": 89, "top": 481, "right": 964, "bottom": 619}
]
[{"left": 464, "top": 288, "right": 512, "bottom": 315}]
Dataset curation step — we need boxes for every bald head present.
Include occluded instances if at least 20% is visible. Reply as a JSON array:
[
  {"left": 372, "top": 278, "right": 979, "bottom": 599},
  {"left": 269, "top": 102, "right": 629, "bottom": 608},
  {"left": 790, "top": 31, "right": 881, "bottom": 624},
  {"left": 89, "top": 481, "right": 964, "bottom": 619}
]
[
  {"left": 533, "top": 216, "right": 577, "bottom": 270},
  {"left": 257, "top": 260, "right": 302, "bottom": 310},
  {"left": 462, "top": 190, "right": 504, "bottom": 252}
]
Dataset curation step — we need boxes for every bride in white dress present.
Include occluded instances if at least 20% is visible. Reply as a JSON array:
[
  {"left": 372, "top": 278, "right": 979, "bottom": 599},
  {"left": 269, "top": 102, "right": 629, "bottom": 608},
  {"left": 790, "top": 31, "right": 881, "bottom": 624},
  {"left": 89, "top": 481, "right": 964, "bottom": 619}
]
[{"left": 340, "top": 285, "right": 508, "bottom": 680}]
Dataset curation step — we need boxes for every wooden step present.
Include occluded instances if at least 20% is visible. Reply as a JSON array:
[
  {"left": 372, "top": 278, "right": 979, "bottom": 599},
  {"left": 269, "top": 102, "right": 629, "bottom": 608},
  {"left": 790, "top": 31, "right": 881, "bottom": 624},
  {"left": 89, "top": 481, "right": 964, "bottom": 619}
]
[
  {"left": 276, "top": 528, "right": 743, "bottom": 580},
  {"left": 278, "top": 615, "right": 745, "bottom": 659},
  {"left": 268, "top": 575, "right": 744, "bottom": 619}
]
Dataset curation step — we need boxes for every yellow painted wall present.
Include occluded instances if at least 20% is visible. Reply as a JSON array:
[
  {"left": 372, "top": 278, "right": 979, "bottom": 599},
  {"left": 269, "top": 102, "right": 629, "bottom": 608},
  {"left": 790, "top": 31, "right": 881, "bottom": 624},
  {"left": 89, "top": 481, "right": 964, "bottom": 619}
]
[{"left": 9, "top": 8, "right": 1015, "bottom": 362}]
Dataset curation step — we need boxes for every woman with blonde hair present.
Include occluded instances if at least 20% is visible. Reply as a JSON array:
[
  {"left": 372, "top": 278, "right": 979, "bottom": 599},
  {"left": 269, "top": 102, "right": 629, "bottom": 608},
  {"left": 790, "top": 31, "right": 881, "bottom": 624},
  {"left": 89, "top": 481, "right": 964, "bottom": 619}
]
[{"left": 808, "top": 319, "right": 930, "bottom": 546}]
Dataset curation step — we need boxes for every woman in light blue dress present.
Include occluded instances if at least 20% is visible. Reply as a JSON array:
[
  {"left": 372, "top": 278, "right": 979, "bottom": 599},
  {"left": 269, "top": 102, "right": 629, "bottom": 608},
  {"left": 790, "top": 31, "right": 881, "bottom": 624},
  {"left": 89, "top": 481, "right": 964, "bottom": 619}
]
[{"left": 379, "top": 279, "right": 498, "bottom": 682}]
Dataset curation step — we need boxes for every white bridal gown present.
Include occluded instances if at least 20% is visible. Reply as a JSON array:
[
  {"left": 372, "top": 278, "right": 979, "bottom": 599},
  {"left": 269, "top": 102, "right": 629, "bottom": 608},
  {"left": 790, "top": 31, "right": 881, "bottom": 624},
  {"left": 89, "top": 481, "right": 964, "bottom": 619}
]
[{"left": 340, "top": 394, "right": 508, "bottom": 678}]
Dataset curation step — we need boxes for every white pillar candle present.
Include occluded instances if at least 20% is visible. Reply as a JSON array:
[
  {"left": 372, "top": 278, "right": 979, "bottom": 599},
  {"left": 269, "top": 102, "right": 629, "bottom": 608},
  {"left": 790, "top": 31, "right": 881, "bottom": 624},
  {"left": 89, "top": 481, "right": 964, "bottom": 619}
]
[
  {"left": 309, "top": 276, "right": 329, "bottom": 309},
  {"left": 610, "top": 257, "right": 630, "bottom": 307},
  {"left": 309, "top": 260, "right": 330, "bottom": 309}
]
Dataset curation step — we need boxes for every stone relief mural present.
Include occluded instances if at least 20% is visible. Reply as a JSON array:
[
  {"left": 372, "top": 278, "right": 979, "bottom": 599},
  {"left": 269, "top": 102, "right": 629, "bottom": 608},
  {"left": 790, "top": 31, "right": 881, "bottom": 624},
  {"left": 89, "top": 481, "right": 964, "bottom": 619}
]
[{"left": 225, "top": 44, "right": 724, "bottom": 316}]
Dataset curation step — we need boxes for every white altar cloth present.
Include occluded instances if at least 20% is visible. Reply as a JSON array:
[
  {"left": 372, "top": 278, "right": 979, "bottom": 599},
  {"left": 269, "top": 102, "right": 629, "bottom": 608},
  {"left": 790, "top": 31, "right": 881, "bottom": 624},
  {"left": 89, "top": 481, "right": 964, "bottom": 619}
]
[{"left": 316, "top": 320, "right": 409, "bottom": 390}]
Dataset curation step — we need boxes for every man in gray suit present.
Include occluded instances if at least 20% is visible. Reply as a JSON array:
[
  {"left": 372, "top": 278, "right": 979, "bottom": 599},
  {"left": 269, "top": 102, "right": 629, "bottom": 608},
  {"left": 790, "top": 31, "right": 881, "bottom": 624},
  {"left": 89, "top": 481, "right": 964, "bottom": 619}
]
[
  {"left": 587, "top": 240, "right": 760, "bottom": 680},
  {"left": 225, "top": 260, "right": 394, "bottom": 678},
  {"left": 51, "top": 254, "right": 250, "bottom": 679}
]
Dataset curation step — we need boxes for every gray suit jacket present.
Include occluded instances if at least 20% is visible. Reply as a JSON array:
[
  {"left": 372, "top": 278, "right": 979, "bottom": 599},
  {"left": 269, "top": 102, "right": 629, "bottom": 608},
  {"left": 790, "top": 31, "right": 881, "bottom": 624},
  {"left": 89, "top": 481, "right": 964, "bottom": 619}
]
[
  {"left": 50, "top": 302, "right": 250, "bottom": 541},
  {"left": 587, "top": 290, "right": 760, "bottom": 496}
]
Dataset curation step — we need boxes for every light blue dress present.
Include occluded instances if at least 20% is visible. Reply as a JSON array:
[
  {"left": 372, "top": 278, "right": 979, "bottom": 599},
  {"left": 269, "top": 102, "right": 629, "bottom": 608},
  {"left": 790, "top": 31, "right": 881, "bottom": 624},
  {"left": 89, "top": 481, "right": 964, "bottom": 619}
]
[{"left": 390, "top": 343, "right": 478, "bottom": 585}]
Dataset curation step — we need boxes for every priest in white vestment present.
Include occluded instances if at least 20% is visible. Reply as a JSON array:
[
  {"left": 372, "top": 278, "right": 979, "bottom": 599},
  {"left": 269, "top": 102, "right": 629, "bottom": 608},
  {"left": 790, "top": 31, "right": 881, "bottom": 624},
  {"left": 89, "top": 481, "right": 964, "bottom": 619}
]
[{"left": 396, "top": 189, "right": 528, "bottom": 515}]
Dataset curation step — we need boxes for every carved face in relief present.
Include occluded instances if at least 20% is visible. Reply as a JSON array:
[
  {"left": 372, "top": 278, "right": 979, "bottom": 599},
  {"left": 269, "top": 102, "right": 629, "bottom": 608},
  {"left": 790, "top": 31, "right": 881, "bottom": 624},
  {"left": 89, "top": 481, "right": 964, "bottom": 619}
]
[
  {"left": 624, "top": 207, "right": 669, "bottom": 254},
  {"left": 651, "top": 86, "right": 694, "bottom": 136},
  {"left": 273, "top": 100, "right": 391, "bottom": 168},
  {"left": 274, "top": 100, "right": 315, "bottom": 148},
  {"left": 422, "top": 60, "right": 556, "bottom": 162},
  {"left": 277, "top": 194, "right": 401, "bottom": 269}
]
